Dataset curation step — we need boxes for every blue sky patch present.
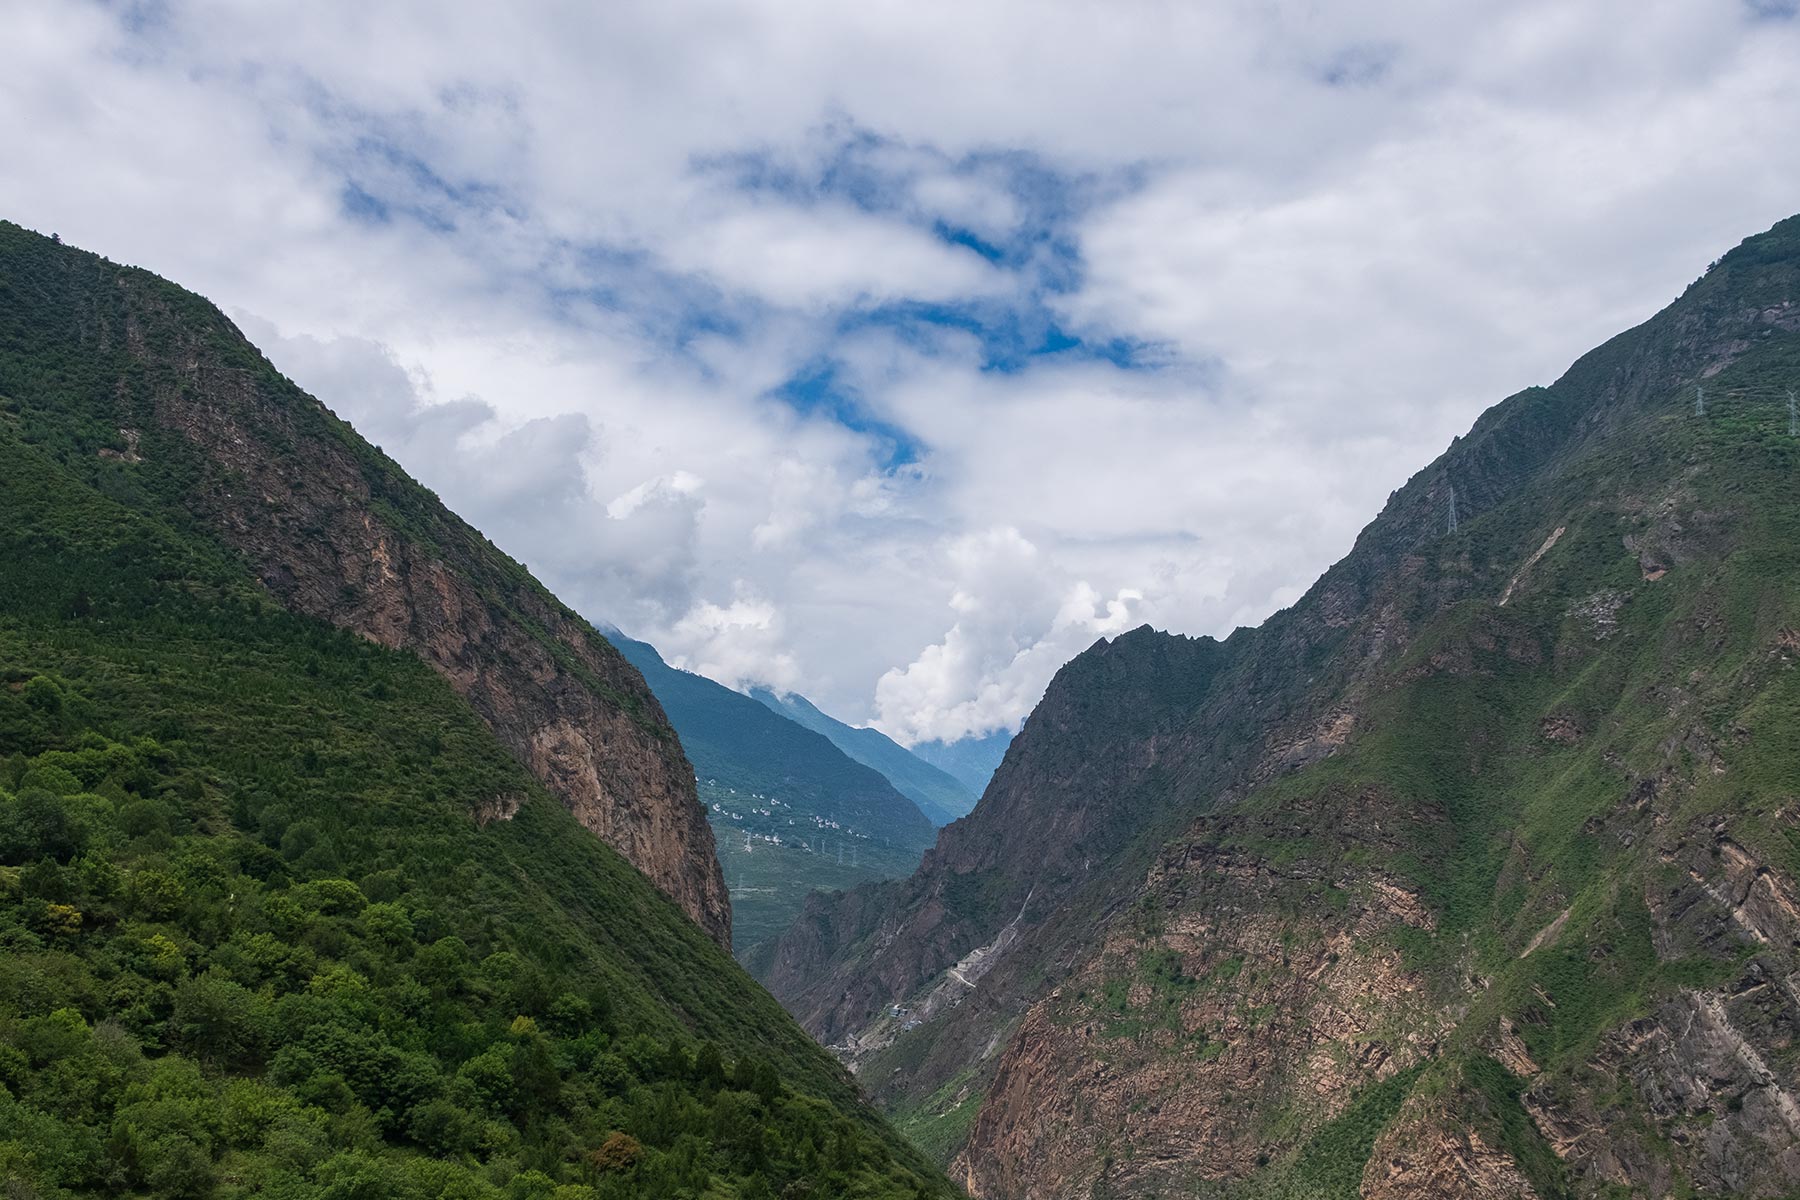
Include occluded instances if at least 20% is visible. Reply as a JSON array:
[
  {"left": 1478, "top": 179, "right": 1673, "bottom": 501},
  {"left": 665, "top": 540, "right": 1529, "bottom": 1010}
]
[{"left": 769, "top": 359, "right": 924, "bottom": 468}]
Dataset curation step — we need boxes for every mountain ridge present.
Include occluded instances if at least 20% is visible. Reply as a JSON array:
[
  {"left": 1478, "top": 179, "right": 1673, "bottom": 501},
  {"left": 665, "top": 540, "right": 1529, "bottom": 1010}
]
[
  {"left": 908, "top": 732, "right": 1013, "bottom": 800},
  {"left": 756, "top": 214, "right": 1800, "bottom": 1197},
  {"left": 0, "top": 220, "right": 731, "bottom": 945},
  {"left": 749, "top": 687, "right": 977, "bottom": 827}
]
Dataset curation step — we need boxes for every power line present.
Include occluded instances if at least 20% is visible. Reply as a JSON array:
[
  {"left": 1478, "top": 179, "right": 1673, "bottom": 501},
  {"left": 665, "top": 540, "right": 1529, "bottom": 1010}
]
[{"left": 1672, "top": 381, "right": 1800, "bottom": 426}]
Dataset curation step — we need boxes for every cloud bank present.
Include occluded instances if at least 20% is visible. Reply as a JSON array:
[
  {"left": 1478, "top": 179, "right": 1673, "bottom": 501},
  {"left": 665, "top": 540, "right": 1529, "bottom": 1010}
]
[{"left": 5, "top": 1, "right": 1798, "bottom": 742}]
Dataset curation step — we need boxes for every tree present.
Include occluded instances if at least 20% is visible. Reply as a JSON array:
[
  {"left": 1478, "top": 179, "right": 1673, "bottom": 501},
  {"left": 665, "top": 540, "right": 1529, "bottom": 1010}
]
[
  {"left": 0, "top": 787, "right": 84, "bottom": 863},
  {"left": 360, "top": 901, "right": 413, "bottom": 946},
  {"left": 694, "top": 1041, "right": 725, "bottom": 1092},
  {"left": 591, "top": 1132, "right": 641, "bottom": 1173},
  {"left": 171, "top": 971, "right": 270, "bottom": 1070},
  {"left": 456, "top": 1045, "right": 515, "bottom": 1115},
  {"left": 407, "top": 1098, "right": 479, "bottom": 1157},
  {"left": 143, "top": 1135, "right": 214, "bottom": 1200},
  {"left": 21, "top": 675, "right": 62, "bottom": 711},
  {"left": 510, "top": 1032, "right": 561, "bottom": 1118},
  {"left": 733, "top": 1056, "right": 780, "bottom": 1105},
  {"left": 414, "top": 935, "right": 472, "bottom": 994},
  {"left": 129, "top": 869, "right": 186, "bottom": 920}
]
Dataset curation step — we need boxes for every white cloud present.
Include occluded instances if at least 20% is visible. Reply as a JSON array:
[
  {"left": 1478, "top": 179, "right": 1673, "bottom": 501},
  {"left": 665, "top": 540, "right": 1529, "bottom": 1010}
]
[
  {"left": 608, "top": 472, "right": 705, "bottom": 521},
  {"left": 910, "top": 172, "right": 1020, "bottom": 241},
  {"left": 5, "top": 0, "right": 1800, "bottom": 742},
  {"left": 873, "top": 528, "right": 1145, "bottom": 745},
  {"left": 662, "top": 200, "right": 1005, "bottom": 311},
  {"left": 667, "top": 589, "right": 802, "bottom": 693}
]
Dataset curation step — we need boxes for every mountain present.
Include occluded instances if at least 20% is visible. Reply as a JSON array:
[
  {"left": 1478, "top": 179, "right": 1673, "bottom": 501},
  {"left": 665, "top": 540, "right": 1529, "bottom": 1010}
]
[
  {"left": 0, "top": 225, "right": 728, "bottom": 946},
  {"left": 908, "top": 732, "right": 1013, "bottom": 800},
  {"left": 750, "top": 688, "right": 977, "bottom": 826},
  {"left": 0, "top": 221, "right": 952, "bottom": 1199},
  {"left": 754, "top": 214, "right": 1800, "bottom": 1197},
  {"left": 608, "top": 636, "right": 938, "bottom": 950}
]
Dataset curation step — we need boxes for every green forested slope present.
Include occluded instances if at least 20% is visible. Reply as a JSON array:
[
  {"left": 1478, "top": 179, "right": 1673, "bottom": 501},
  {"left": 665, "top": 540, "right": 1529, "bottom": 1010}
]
[
  {"left": 0, "top": 219, "right": 730, "bottom": 945},
  {"left": 0, "top": 224, "right": 951, "bottom": 1200}
]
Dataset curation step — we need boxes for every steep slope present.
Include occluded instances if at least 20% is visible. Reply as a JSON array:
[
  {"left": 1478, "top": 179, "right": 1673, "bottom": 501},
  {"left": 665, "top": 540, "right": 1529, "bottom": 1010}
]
[
  {"left": 0, "top": 226, "right": 954, "bottom": 1197},
  {"left": 0, "top": 223, "right": 728, "bottom": 945},
  {"left": 758, "top": 214, "right": 1800, "bottom": 1196},
  {"left": 610, "top": 636, "right": 937, "bottom": 950},
  {"left": 909, "top": 733, "right": 1012, "bottom": 800},
  {"left": 750, "top": 688, "right": 977, "bottom": 826}
]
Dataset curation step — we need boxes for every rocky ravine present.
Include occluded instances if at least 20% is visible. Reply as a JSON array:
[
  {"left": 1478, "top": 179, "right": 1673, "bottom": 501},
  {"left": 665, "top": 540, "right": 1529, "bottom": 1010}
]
[
  {"left": 41, "top": 248, "right": 732, "bottom": 946},
  {"left": 758, "top": 216, "right": 1800, "bottom": 1195}
]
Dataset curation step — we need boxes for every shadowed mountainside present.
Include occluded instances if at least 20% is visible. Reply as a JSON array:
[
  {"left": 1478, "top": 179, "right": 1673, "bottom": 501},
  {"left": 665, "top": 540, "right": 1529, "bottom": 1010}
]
[{"left": 611, "top": 635, "right": 937, "bottom": 950}]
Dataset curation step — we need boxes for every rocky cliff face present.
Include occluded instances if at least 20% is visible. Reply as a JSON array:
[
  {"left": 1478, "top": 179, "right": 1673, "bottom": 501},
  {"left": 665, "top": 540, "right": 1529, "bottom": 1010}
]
[
  {"left": 5, "top": 231, "right": 731, "bottom": 945},
  {"left": 759, "top": 215, "right": 1800, "bottom": 1195}
]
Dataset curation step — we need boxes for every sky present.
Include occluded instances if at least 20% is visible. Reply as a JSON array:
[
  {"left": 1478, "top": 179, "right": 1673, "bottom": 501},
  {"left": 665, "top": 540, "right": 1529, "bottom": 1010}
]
[{"left": 5, "top": 1, "right": 1800, "bottom": 744}]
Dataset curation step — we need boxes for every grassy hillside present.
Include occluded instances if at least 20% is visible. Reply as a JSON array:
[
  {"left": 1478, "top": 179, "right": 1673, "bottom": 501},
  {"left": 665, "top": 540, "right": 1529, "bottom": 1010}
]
[
  {"left": 1042, "top": 347, "right": 1800, "bottom": 1198},
  {"left": 0, "top": 224, "right": 952, "bottom": 1199}
]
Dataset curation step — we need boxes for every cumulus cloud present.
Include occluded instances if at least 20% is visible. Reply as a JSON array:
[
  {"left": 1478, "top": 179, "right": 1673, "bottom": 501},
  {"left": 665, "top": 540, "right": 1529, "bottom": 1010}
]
[
  {"left": 6, "top": 0, "right": 1800, "bottom": 741},
  {"left": 667, "top": 589, "right": 802, "bottom": 693},
  {"left": 873, "top": 529, "right": 1143, "bottom": 745}
]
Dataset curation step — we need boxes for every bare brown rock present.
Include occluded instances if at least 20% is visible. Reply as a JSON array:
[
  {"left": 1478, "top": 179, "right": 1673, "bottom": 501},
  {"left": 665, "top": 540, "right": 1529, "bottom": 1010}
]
[
  {"left": 1494, "top": 1019, "right": 1540, "bottom": 1078},
  {"left": 1538, "top": 715, "right": 1581, "bottom": 745},
  {"left": 1364, "top": 1097, "right": 1539, "bottom": 1200},
  {"left": 96, "top": 426, "right": 142, "bottom": 462},
  {"left": 952, "top": 825, "right": 1453, "bottom": 1200}
]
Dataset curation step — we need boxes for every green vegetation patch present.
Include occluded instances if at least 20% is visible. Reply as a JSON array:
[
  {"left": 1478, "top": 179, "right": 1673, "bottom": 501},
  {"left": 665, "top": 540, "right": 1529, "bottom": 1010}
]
[
  {"left": 889, "top": 1069, "right": 986, "bottom": 1168},
  {"left": 1284, "top": 1062, "right": 1427, "bottom": 1199}
]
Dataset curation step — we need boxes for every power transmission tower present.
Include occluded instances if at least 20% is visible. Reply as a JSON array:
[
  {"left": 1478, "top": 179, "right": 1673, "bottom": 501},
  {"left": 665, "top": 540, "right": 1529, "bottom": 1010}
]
[
  {"left": 1695, "top": 386, "right": 1706, "bottom": 417},
  {"left": 1446, "top": 484, "right": 1459, "bottom": 534},
  {"left": 1789, "top": 389, "right": 1797, "bottom": 437}
]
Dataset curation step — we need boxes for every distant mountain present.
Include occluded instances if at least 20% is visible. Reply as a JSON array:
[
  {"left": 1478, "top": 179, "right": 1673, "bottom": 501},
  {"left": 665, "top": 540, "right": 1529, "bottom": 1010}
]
[
  {"left": 909, "top": 729, "right": 1014, "bottom": 798},
  {"left": 750, "top": 688, "right": 977, "bottom": 826},
  {"left": 608, "top": 635, "right": 937, "bottom": 949}
]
